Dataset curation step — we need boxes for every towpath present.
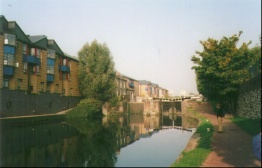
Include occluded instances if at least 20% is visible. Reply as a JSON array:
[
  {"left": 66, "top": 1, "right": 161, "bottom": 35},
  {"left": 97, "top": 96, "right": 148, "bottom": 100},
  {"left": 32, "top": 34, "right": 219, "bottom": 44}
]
[{"left": 184, "top": 100, "right": 261, "bottom": 167}]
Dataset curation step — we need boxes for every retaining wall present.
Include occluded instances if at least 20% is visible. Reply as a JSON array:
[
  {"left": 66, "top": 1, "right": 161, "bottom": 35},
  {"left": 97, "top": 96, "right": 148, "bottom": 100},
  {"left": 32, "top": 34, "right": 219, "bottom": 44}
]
[
  {"left": 236, "top": 74, "right": 261, "bottom": 119},
  {"left": 0, "top": 89, "right": 82, "bottom": 118}
]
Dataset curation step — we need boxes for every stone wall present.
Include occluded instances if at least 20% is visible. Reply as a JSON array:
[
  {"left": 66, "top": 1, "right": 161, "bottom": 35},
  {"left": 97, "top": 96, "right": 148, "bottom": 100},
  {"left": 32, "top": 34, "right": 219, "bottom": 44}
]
[
  {"left": 236, "top": 74, "right": 261, "bottom": 119},
  {"left": 128, "top": 102, "right": 144, "bottom": 114}
]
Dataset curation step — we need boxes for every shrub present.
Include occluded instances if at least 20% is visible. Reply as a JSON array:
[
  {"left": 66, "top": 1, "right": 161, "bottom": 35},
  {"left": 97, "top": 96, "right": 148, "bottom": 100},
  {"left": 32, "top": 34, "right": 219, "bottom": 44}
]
[{"left": 66, "top": 98, "right": 102, "bottom": 118}]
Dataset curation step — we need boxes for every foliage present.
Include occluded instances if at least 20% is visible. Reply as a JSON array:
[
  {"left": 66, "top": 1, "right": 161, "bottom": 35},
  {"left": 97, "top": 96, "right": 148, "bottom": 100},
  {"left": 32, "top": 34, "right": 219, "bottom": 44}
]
[
  {"left": 78, "top": 40, "right": 117, "bottom": 103},
  {"left": 191, "top": 31, "right": 260, "bottom": 113},
  {"left": 231, "top": 117, "right": 261, "bottom": 136},
  {"left": 66, "top": 117, "right": 119, "bottom": 167},
  {"left": 66, "top": 98, "right": 102, "bottom": 118},
  {"left": 248, "top": 46, "right": 261, "bottom": 78},
  {"left": 171, "top": 107, "right": 213, "bottom": 167},
  {"left": 109, "top": 96, "right": 119, "bottom": 107}
]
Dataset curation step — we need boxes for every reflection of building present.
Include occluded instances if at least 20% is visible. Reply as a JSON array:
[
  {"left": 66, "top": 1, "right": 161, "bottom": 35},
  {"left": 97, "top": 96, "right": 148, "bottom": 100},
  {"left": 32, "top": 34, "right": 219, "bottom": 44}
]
[{"left": 0, "top": 121, "right": 79, "bottom": 167}]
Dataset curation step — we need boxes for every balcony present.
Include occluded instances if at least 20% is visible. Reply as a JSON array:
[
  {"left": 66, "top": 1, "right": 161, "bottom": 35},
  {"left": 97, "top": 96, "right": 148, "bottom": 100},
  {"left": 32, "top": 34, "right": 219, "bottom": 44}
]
[
  {"left": 129, "top": 82, "right": 134, "bottom": 88},
  {"left": 3, "top": 66, "right": 14, "bottom": 76},
  {"left": 23, "top": 54, "right": 41, "bottom": 66},
  {"left": 47, "top": 74, "right": 54, "bottom": 82},
  {"left": 59, "top": 65, "right": 70, "bottom": 73}
]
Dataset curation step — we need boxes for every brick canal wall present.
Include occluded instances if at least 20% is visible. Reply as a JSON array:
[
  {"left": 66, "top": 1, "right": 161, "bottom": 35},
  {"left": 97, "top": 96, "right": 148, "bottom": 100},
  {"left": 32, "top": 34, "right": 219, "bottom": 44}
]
[
  {"left": 0, "top": 89, "right": 82, "bottom": 118},
  {"left": 236, "top": 74, "right": 261, "bottom": 119}
]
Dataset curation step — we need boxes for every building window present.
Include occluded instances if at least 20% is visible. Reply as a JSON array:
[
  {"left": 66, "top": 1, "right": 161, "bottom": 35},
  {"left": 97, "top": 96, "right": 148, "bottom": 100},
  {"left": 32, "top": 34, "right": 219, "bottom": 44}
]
[
  {"left": 4, "top": 33, "right": 16, "bottom": 46},
  {"left": 47, "top": 66, "right": 54, "bottom": 74},
  {"left": 63, "top": 59, "right": 67, "bottom": 66},
  {"left": 4, "top": 45, "right": 15, "bottom": 66},
  {"left": 47, "top": 58, "right": 55, "bottom": 74},
  {"left": 17, "top": 79, "right": 22, "bottom": 89},
  {"left": 23, "top": 44, "right": 28, "bottom": 54},
  {"left": 3, "top": 79, "right": 9, "bottom": 88},
  {"left": 23, "top": 62, "right": 27, "bottom": 72},
  {"left": 4, "top": 54, "right": 14, "bottom": 66},
  {"left": 8, "top": 22, "right": 15, "bottom": 29},
  {"left": 47, "top": 49, "right": 55, "bottom": 59},
  {"left": 35, "top": 65, "right": 40, "bottom": 74},
  {"left": 37, "top": 48, "right": 41, "bottom": 58},
  {"left": 70, "top": 88, "right": 73, "bottom": 95},
  {"left": 31, "top": 48, "right": 41, "bottom": 58},
  {"left": 31, "top": 48, "right": 35, "bottom": 56}
]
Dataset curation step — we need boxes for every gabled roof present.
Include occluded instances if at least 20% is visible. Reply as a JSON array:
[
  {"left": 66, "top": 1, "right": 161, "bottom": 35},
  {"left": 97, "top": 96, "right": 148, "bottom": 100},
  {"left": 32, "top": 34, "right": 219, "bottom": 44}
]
[
  {"left": 0, "top": 16, "right": 31, "bottom": 44},
  {"left": 28, "top": 35, "right": 47, "bottom": 50},
  {"left": 28, "top": 35, "right": 46, "bottom": 43},
  {"left": 47, "top": 39, "right": 64, "bottom": 56},
  {"left": 0, "top": 15, "right": 8, "bottom": 33}
]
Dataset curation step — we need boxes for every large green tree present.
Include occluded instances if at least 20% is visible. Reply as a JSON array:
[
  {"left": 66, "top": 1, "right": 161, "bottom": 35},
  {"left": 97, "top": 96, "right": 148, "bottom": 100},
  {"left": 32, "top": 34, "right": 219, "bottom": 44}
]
[
  {"left": 191, "top": 31, "right": 259, "bottom": 114},
  {"left": 78, "top": 40, "right": 116, "bottom": 103}
]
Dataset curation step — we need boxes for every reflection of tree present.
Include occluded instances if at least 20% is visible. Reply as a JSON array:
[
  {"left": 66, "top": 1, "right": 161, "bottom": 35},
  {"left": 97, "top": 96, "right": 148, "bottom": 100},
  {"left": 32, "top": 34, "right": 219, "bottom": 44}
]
[{"left": 67, "top": 118, "right": 119, "bottom": 167}]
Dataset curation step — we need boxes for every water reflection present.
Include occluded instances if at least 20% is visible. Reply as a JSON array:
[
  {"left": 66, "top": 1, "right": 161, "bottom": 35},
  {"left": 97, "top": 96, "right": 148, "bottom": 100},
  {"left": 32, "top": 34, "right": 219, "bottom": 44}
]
[{"left": 0, "top": 114, "right": 198, "bottom": 167}]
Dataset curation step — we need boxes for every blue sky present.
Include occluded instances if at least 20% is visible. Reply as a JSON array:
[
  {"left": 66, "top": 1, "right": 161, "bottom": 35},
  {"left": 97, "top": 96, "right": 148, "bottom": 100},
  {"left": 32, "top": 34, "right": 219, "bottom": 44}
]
[{"left": 1, "top": 0, "right": 261, "bottom": 95}]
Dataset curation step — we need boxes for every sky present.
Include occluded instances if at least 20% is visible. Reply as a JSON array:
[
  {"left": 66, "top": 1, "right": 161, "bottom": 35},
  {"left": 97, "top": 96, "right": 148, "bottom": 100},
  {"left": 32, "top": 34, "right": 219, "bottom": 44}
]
[{"left": 1, "top": 0, "right": 261, "bottom": 95}]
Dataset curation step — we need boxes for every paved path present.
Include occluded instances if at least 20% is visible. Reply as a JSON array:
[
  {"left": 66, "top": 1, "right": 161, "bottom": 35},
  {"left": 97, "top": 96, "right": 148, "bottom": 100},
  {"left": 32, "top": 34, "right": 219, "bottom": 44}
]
[
  {"left": 185, "top": 100, "right": 261, "bottom": 167},
  {"left": 0, "top": 108, "right": 72, "bottom": 120}
]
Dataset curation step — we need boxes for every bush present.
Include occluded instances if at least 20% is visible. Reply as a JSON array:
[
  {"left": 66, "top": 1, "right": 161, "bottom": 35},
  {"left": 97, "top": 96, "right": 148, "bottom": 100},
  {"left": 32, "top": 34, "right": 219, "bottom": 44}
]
[
  {"left": 109, "top": 96, "right": 119, "bottom": 107},
  {"left": 66, "top": 98, "right": 102, "bottom": 118}
]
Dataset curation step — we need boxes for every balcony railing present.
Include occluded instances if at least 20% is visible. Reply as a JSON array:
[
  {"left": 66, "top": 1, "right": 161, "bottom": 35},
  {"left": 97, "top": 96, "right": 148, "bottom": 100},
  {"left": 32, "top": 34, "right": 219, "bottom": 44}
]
[
  {"left": 47, "top": 74, "right": 54, "bottom": 82},
  {"left": 3, "top": 66, "right": 14, "bottom": 76},
  {"left": 129, "top": 82, "right": 134, "bottom": 88},
  {"left": 23, "top": 54, "right": 41, "bottom": 66},
  {"left": 59, "top": 65, "right": 70, "bottom": 73}
]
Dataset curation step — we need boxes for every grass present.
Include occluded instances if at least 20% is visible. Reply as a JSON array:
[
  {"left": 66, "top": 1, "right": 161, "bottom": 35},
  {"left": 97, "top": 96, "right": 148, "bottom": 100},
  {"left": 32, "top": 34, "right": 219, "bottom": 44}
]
[
  {"left": 231, "top": 117, "right": 261, "bottom": 136},
  {"left": 171, "top": 107, "right": 214, "bottom": 167}
]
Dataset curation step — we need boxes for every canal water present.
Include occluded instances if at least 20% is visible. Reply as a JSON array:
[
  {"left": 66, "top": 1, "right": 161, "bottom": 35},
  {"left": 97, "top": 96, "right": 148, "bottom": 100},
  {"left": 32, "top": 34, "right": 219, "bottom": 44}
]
[{"left": 0, "top": 113, "right": 198, "bottom": 167}]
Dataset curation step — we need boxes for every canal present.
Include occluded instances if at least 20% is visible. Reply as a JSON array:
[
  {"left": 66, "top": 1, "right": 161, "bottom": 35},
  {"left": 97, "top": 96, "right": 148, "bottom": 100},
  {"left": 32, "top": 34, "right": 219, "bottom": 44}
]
[{"left": 0, "top": 113, "right": 198, "bottom": 167}]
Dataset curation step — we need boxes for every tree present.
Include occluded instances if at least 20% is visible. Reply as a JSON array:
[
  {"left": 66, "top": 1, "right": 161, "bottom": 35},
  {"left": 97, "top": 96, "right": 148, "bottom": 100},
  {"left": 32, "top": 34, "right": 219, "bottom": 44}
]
[
  {"left": 78, "top": 40, "right": 116, "bottom": 103},
  {"left": 191, "top": 31, "right": 257, "bottom": 114}
]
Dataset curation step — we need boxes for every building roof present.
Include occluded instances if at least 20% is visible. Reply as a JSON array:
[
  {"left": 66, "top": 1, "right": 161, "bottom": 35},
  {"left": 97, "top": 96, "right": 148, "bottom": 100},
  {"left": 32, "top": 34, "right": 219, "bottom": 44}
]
[
  {"left": 122, "top": 74, "right": 138, "bottom": 81},
  {"left": 151, "top": 83, "right": 159, "bottom": 87},
  {"left": 28, "top": 35, "right": 48, "bottom": 50},
  {"left": 28, "top": 35, "right": 46, "bottom": 43},
  {"left": 0, "top": 15, "right": 31, "bottom": 44},
  {"left": 47, "top": 39, "right": 64, "bottom": 56},
  {"left": 63, "top": 52, "right": 79, "bottom": 62},
  {"left": 139, "top": 80, "right": 152, "bottom": 85}
]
